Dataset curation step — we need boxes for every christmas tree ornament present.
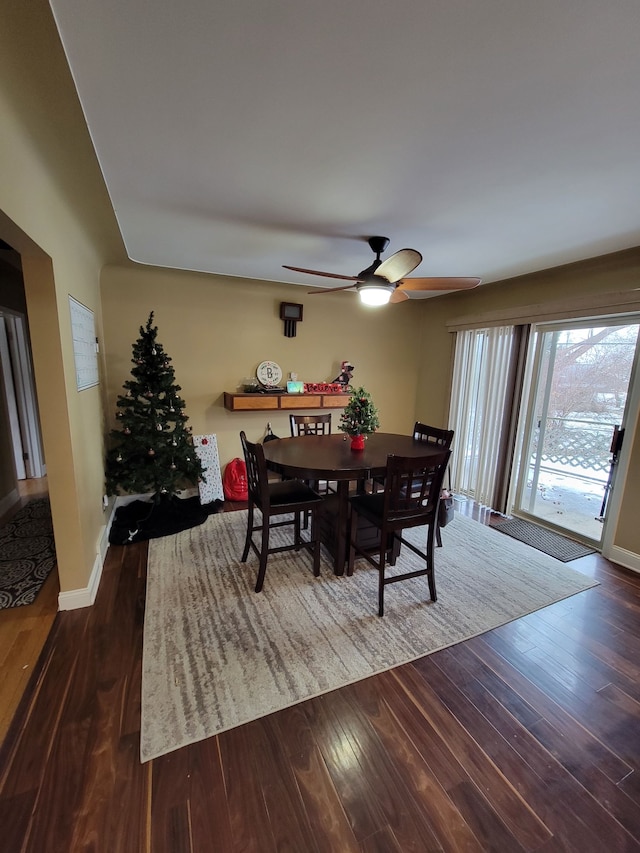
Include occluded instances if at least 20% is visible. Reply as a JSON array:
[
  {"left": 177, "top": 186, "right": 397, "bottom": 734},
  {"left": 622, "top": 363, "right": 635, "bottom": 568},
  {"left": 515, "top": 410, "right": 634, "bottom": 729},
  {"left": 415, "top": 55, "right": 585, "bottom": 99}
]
[
  {"left": 156, "top": 423, "right": 163, "bottom": 431},
  {"left": 148, "top": 448, "right": 155, "bottom": 456},
  {"left": 123, "top": 427, "right": 131, "bottom": 435}
]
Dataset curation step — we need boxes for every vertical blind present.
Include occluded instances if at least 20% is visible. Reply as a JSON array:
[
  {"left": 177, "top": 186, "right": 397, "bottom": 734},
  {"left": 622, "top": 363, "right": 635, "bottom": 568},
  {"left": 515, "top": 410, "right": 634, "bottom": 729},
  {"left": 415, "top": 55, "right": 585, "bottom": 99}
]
[{"left": 448, "top": 326, "right": 517, "bottom": 508}]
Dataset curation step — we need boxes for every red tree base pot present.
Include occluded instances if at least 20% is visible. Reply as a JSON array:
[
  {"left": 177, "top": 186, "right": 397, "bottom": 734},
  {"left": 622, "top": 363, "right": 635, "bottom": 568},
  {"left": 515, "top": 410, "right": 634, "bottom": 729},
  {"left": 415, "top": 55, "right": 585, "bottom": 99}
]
[{"left": 350, "top": 434, "right": 365, "bottom": 451}]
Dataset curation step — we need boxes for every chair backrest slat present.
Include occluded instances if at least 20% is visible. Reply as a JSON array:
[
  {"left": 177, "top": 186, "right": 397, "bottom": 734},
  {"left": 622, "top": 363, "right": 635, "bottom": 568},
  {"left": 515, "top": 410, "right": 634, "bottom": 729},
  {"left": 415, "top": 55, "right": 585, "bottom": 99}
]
[
  {"left": 384, "top": 450, "right": 451, "bottom": 524},
  {"left": 290, "top": 413, "right": 332, "bottom": 437},
  {"left": 413, "top": 422, "right": 454, "bottom": 449},
  {"left": 240, "top": 431, "right": 270, "bottom": 506}
]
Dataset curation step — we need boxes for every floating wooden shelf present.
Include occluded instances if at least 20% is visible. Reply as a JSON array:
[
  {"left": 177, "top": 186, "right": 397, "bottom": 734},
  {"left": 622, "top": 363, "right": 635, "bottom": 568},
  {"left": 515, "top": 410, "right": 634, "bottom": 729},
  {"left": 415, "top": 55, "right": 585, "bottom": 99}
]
[{"left": 223, "top": 392, "right": 350, "bottom": 412}]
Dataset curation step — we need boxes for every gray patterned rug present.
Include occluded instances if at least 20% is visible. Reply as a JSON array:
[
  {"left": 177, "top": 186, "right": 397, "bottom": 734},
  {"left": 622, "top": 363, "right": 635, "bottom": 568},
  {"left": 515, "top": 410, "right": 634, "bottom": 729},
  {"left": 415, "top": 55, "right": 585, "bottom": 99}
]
[
  {"left": 141, "top": 510, "right": 598, "bottom": 762},
  {"left": 0, "top": 498, "right": 56, "bottom": 609}
]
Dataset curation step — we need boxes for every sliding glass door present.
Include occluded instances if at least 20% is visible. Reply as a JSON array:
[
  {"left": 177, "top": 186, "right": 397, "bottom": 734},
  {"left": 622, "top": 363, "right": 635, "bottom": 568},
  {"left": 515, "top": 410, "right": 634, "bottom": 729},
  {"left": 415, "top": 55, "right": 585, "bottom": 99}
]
[{"left": 513, "top": 319, "right": 640, "bottom": 545}]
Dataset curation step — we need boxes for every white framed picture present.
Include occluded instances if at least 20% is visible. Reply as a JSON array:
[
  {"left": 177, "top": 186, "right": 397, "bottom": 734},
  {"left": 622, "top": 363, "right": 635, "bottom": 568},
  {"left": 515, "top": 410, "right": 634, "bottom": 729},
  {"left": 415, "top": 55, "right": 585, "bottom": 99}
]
[{"left": 69, "top": 295, "right": 99, "bottom": 391}]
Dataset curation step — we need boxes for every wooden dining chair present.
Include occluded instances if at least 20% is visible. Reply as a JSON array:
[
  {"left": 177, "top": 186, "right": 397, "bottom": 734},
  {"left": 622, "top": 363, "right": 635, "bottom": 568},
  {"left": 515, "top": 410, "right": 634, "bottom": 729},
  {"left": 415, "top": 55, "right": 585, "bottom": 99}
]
[
  {"left": 240, "top": 431, "right": 324, "bottom": 593},
  {"left": 371, "top": 421, "right": 454, "bottom": 547},
  {"left": 289, "top": 413, "right": 334, "bottom": 523},
  {"left": 289, "top": 413, "right": 332, "bottom": 436},
  {"left": 348, "top": 449, "right": 451, "bottom": 616}
]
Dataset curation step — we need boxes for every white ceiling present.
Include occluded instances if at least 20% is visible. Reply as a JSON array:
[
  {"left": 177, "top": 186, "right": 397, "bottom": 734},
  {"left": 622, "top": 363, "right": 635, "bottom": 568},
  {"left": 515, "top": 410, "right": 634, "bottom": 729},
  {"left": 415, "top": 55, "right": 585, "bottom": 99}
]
[{"left": 48, "top": 0, "right": 640, "bottom": 297}]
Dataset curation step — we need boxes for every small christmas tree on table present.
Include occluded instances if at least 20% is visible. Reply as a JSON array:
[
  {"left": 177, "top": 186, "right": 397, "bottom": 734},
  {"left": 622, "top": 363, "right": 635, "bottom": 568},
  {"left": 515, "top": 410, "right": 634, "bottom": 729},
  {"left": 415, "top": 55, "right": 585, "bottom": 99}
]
[
  {"left": 106, "top": 312, "right": 220, "bottom": 544},
  {"left": 338, "top": 386, "right": 380, "bottom": 450}
]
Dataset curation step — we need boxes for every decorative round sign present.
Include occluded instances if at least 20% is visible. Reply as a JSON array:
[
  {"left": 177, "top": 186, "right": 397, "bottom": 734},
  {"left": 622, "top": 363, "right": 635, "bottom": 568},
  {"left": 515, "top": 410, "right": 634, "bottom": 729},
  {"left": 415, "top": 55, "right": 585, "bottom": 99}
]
[{"left": 256, "top": 360, "right": 283, "bottom": 387}]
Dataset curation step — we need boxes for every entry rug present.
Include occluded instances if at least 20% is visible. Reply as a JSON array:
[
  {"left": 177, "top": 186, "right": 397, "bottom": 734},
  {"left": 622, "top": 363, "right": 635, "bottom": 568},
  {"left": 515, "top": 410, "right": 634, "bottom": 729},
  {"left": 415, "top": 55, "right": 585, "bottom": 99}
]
[
  {"left": 493, "top": 517, "right": 596, "bottom": 562},
  {"left": 0, "top": 497, "right": 57, "bottom": 609},
  {"left": 141, "top": 511, "right": 598, "bottom": 762}
]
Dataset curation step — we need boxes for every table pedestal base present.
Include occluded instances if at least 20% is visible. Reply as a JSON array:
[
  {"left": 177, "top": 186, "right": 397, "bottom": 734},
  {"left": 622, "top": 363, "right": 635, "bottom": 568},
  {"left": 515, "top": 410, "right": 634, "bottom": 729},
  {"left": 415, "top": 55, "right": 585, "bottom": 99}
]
[{"left": 319, "top": 493, "right": 395, "bottom": 574}]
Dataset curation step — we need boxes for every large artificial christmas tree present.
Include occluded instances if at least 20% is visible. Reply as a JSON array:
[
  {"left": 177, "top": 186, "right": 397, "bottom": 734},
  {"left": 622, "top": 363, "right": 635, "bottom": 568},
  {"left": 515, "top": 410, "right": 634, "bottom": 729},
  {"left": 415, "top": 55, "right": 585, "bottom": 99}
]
[{"left": 106, "top": 313, "right": 219, "bottom": 544}]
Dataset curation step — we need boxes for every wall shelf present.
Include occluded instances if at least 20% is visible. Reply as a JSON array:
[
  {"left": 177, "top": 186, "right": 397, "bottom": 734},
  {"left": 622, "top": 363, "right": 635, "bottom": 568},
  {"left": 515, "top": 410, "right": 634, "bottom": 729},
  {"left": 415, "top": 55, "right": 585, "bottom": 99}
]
[{"left": 224, "top": 392, "right": 350, "bottom": 412}]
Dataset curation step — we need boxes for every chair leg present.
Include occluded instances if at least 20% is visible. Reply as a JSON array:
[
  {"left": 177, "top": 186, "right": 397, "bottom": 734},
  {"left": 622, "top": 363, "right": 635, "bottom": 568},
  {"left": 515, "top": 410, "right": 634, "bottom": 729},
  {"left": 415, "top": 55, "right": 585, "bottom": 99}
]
[
  {"left": 254, "top": 515, "right": 270, "bottom": 593},
  {"left": 241, "top": 503, "right": 254, "bottom": 562},
  {"left": 294, "top": 510, "right": 302, "bottom": 549},
  {"left": 303, "top": 480, "right": 319, "bottom": 529},
  {"left": 311, "top": 511, "right": 321, "bottom": 577},
  {"left": 347, "top": 509, "right": 358, "bottom": 576},
  {"left": 436, "top": 523, "right": 442, "bottom": 548},
  {"left": 427, "top": 523, "right": 437, "bottom": 602},
  {"left": 378, "top": 551, "right": 386, "bottom": 617}
]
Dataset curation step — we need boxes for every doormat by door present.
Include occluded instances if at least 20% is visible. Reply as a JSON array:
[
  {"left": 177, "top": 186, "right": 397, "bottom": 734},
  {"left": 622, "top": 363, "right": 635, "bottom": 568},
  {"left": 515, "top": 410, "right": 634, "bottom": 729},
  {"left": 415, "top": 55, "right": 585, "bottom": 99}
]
[
  {"left": 492, "top": 517, "right": 596, "bottom": 562},
  {"left": 0, "top": 497, "right": 57, "bottom": 608}
]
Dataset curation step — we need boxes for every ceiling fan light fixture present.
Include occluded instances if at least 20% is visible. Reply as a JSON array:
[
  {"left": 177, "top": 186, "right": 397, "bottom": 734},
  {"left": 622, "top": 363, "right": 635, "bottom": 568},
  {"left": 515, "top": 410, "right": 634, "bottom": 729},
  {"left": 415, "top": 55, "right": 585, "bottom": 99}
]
[{"left": 358, "top": 282, "right": 395, "bottom": 306}]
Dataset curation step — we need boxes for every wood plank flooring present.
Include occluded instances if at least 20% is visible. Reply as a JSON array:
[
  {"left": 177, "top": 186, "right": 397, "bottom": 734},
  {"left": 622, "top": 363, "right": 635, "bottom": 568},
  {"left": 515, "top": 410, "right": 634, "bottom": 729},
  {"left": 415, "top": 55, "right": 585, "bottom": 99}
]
[
  {"left": 1, "top": 502, "right": 640, "bottom": 852},
  {"left": 0, "top": 478, "right": 57, "bottom": 743}
]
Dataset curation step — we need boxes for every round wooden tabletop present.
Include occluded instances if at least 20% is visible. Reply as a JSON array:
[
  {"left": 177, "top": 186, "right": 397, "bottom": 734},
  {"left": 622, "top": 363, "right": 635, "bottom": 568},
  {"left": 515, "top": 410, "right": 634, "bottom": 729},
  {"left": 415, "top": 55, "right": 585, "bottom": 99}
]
[{"left": 262, "top": 432, "right": 442, "bottom": 481}]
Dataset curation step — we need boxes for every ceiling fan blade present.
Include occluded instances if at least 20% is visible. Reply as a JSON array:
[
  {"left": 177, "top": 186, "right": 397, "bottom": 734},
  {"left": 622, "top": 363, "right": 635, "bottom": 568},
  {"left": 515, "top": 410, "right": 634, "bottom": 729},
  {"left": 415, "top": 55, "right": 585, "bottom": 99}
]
[
  {"left": 307, "top": 283, "right": 358, "bottom": 295},
  {"left": 389, "top": 289, "right": 410, "bottom": 303},
  {"left": 397, "top": 277, "right": 482, "bottom": 291},
  {"left": 283, "top": 265, "right": 360, "bottom": 282},
  {"left": 373, "top": 249, "right": 422, "bottom": 283}
]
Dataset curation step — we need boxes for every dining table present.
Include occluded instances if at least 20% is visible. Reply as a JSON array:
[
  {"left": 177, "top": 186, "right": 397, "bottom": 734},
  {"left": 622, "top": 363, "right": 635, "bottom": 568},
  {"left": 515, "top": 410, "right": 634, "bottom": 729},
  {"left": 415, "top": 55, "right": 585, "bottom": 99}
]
[{"left": 262, "top": 432, "right": 443, "bottom": 574}]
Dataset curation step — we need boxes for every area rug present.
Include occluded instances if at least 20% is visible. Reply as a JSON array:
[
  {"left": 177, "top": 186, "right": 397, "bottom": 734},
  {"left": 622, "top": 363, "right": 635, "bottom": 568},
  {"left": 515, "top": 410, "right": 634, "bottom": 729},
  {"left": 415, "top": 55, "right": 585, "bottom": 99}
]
[
  {"left": 141, "top": 510, "right": 598, "bottom": 762},
  {"left": 492, "top": 517, "right": 596, "bottom": 561},
  {"left": 0, "top": 498, "right": 57, "bottom": 609}
]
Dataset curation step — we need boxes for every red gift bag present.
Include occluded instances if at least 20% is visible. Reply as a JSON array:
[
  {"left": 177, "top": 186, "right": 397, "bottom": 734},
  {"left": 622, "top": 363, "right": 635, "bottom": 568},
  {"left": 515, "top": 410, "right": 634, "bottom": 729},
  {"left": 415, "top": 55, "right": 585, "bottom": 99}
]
[{"left": 223, "top": 457, "right": 248, "bottom": 501}]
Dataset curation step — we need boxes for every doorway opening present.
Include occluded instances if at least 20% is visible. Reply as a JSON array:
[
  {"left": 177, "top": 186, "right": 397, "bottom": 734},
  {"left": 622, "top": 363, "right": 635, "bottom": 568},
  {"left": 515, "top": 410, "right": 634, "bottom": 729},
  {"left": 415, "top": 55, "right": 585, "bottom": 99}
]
[
  {"left": 0, "top": 309, "right": 46, "bottom": 487},
  {"left": 449, "top": 316, "right": 640, "bottom": 550},
  {"left": 513, "top": 319, "right": 640, "bottom": 546}
]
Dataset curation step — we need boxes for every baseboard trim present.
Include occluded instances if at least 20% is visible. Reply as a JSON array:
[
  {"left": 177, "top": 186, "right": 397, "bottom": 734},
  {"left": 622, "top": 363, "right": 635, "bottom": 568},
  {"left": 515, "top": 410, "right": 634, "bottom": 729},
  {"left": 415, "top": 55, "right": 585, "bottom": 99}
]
[
  {"left": 57, "top": 502, "right": 117, "bottom": 611},
  {"left": 58, "top": 552, "right": 103, "bottom": 610},
  {"left": 607, "top": 544, "right": 640, "bottom": 575}
]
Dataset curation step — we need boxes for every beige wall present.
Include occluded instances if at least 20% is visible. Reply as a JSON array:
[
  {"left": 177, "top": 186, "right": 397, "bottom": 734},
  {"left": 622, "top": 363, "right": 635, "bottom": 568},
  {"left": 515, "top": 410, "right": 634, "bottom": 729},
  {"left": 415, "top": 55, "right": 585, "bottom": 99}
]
[
  {"left": 0, "top": 0, "right": 126, "bottom": 594},
  {"left": 414, "top": 248, "right": 640, "bottom": 556},
  {"left": 101, "top": 264, "right": 422, "bottom": 468}
]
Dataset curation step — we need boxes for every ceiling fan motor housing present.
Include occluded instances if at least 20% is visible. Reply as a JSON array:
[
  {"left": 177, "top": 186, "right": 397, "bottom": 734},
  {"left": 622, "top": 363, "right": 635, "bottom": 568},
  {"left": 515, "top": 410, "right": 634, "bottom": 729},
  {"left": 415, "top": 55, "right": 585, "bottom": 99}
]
[{"left": 368, "top": 236, "right": 390, "bottom": 256}]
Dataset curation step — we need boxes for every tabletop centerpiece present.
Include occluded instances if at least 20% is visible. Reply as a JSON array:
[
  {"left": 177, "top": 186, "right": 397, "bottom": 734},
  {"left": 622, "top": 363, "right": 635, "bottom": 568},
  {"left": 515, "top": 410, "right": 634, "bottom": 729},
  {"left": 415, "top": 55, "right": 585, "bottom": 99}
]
[{"left": 338, "top": 386, "right": 380, "bottom": 450}]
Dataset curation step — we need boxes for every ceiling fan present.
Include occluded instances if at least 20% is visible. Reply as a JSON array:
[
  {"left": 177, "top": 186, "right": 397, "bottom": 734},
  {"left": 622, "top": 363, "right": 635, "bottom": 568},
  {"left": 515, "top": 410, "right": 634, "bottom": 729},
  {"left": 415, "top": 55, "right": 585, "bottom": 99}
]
[{"left": 283, "top": 236, "right": 481, "bottom": 305}]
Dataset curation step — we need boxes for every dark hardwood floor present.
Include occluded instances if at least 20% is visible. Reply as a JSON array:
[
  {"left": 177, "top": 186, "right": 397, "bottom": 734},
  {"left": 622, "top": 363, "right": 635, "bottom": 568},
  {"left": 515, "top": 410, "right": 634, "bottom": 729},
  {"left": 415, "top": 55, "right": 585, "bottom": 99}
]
[{"left": 1, "top": 501, "right": 640, "bottom": 852}]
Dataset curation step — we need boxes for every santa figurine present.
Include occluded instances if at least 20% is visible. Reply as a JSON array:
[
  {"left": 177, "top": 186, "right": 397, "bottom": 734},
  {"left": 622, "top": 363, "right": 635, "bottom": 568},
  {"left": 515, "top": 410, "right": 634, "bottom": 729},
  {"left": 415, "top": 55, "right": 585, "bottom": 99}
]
[{"left": 333, "top": 360, "right": 354, "bottom": 387}]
